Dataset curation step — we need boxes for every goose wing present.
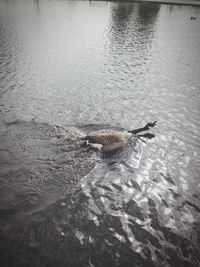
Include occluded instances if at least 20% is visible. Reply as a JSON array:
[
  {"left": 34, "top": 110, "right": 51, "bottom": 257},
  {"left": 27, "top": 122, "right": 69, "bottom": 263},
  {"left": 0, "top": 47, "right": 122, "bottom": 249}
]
[{"left": 101, "top": 142, "right": 124, "bottom": 152}]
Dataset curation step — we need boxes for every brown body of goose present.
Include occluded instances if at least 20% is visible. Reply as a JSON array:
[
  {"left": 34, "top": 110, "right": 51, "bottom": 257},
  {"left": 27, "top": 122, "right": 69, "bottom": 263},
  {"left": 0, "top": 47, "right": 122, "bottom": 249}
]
[{"left": 86, "top": 129, "right": 132, "bottom": 152}]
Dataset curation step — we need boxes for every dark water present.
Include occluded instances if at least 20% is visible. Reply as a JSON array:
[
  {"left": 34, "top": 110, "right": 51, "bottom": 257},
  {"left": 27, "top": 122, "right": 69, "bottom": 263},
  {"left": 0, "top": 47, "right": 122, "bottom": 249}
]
[{"left": 0, "top": 1, "right": 200, "bottom": 267}]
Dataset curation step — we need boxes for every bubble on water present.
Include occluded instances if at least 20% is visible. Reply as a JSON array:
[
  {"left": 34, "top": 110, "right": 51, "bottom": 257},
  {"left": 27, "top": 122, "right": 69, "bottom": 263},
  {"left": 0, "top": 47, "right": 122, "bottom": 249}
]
[
  {"left": 193, "top": 151, "right": 198, "bottom": 157},
  {"left": 115, "top": 252, "right": 120, "bottom": 258},
  {"left": 184, "top": 156, "right": 190, "bottom": 165},
  {"left": 180, "top": 177, "right": 188, "bottom": 190},
  {"left": 124, "top": 213, "right": 129, "bottom": 220},
  {"left": 75, "top": 230, "right": 85, "bottom": 245},
  {"left": 114, "top": 233, "right": 125, "bottom": 243},
  {"left": 127, "top": 180, "right": 132, "bottom": 187},
  {"left": 127, "top": 187, "right": 134, "bottom": 194},
  {"left": 141, "top": 168, "right": 150, "bottom": 180},
  {"left": 181, "top": 211, "right": 195, "bottom": 224},
  {"left": 83, "top": 188, "right": 91, "bottom": 197},
  {"left": 166, "top": 218, "right": 177, "bottom": 230},
  {"left": 92, "top": 216, "right": 100, "bottom": 227},
  {"left": 88, "top": 259, "right": 95, "bottom": 267},
  {"left": 180, "top": 169, "right": 188, "bottom": 177},
  {"left": 89, "top": 236, "right": 94, "bottom": 243},
  {"left": 91, "top": 180, "right": 96, "bottom": 186},
  {"left": 130, "top": 152, "right": 142, "bottom": 168},
  {"left": 114, "top": 178, "right": 120, "bottom": 184},
  {"left": 122, "top": 184, "right": 128, "bottom": 192},
  {"left": 135, "top": 174, "right": 144, "bottom": 186},
  {"left": 99, "top": 188, "right": 106, "bottom": 195},
  {"left": 100, "top": 196, "right": 105, "bottom": 203},
  {"left": 160, "top": 135, "right": 167, "bottom": 141},
  {"left": 104, "top": 239, "right": 113, "bottom": 246},
  {"left": 174, "top": 139, "right": 185, "bottom": 147},
  {"left": 145, "top": 158, "right": 154, "bottom": 169},
  {"left": 164, "top": 207, "right": 172, "bottom": 216},
  {"left": 135, "top": 246, "right": 142, "bottom": 254}
]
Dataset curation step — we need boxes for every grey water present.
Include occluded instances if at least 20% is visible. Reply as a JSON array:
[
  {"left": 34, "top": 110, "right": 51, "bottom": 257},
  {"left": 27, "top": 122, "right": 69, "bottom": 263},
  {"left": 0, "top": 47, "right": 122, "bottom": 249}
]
[{"left": 0, "top": 0, "right": 200, "bottom": 266}]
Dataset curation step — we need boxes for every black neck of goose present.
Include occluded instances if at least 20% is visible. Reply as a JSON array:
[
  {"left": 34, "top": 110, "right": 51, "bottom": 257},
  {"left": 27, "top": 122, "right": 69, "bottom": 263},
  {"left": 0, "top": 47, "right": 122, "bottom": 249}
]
[
  {"left": 128, "top": 128, "right": 146, "bottom": 134},
  {"left": 128, "top": 121, "right": 157, "bottom": 135}
]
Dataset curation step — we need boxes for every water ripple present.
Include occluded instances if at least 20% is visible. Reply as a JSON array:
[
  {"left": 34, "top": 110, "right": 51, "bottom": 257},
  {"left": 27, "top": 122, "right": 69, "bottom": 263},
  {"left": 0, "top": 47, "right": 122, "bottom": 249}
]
[{"left": 0, "top": 1, "right": 200, "bottom": 266}]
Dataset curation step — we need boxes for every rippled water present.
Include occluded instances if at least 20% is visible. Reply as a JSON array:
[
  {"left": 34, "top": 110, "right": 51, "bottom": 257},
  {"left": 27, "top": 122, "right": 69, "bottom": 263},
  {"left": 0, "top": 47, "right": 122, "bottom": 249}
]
[{"left": 0, "top": 1, "right": 200, "bottom": 267}]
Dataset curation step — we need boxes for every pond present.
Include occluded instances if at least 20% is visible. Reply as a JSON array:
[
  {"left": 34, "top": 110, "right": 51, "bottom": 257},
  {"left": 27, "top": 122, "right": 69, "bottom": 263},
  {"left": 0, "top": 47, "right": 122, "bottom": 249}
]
[{"left": 0, "top": 1, "right": 200, "bottom": 266}]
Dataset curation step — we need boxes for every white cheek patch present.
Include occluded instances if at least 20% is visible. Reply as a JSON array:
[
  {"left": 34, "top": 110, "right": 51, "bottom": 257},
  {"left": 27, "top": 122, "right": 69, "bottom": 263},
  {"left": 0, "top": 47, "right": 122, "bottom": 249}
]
[{"left": 89, "top": 143, "right": 102, "bottom": 151}]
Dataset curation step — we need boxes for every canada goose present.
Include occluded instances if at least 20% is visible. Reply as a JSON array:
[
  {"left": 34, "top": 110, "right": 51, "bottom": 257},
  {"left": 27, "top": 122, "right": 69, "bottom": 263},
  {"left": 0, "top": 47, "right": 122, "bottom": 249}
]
[
  {"left": 82, "top": 121, "right": 157, "bottom": 152},
  {"left": 190, "top": 16, "right": 197, "bottom": 20}
]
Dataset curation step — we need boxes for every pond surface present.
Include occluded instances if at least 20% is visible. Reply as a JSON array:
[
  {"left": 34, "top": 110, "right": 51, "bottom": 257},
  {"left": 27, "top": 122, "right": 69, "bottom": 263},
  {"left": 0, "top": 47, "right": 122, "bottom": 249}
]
[{"left": 0, "top": 1, "right": 200, "bottom": 267}]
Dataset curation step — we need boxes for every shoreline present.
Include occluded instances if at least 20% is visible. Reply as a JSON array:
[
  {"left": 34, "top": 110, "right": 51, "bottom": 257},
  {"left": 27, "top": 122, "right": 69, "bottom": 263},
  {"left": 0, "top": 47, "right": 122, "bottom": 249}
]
[
  {"left": 97, "top": 0, "right": 200, "bottom": 6},
  {"left": 132, "top": 0, "right": 200, "bottom": 6}
]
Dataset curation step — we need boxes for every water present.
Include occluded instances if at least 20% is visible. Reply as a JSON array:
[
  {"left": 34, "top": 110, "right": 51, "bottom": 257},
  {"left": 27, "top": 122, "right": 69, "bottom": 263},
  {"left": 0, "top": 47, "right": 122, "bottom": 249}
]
[{"left": 0, "top": 1, "right": 200, "bottom": 266}]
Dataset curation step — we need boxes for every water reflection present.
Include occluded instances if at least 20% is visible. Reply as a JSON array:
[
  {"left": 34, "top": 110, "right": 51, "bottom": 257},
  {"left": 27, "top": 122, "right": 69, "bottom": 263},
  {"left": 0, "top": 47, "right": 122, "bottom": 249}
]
[
  {"left": 34, "top": 0, "right": 40, "bottom": 12},
  {"left": 108, "top": 2, "right": 160, "bottom": 54},
  {"left": 110, "top": 2, "right": 135, "bottom": 31},
  {"left": 104, "top": 2, "right": 161, "bottom": 111},
  {"left": 137, "top": 2, "right": 160, "bottom": 25}
]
